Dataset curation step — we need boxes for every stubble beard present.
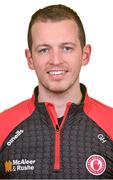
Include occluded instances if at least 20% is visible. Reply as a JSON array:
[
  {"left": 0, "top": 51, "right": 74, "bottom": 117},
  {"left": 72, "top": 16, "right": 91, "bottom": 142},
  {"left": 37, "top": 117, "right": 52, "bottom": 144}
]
[{"left": 38, "top": 73, "right": 80, "bottom": 95}]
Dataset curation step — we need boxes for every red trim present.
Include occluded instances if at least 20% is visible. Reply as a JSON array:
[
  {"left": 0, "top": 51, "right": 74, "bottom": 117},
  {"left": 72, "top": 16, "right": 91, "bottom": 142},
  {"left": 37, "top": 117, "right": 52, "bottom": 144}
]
[
  {"left": 45, "top": 103, "right": 58, "bottom": 129},
  {"left": 84, "top": 93, "right": 113, "bottom": 141},
  {"left": 0, "top": 95, "right": 35, "bottom": 148},
  {"left": 60, "top": 102, "right": 72, "bottom": 130},
  {"left": 45, "top": 102, "right": 71, "bottom": 171}
]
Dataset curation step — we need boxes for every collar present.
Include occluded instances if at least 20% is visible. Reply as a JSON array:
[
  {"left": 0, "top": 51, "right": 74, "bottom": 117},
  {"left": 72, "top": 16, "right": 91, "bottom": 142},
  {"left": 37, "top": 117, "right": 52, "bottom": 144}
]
[{"left": 30, "top": 83, "right": 92, "bottom": 115}]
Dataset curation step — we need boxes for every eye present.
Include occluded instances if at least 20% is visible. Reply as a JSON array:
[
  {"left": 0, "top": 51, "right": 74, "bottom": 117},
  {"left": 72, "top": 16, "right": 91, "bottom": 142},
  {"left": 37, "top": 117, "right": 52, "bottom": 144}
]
[
  {"left": 63, "top": 46, "right": 73, "bottom": 52},
  {"left": 38, "top": 48, "right": 49, "bottom": 54}
]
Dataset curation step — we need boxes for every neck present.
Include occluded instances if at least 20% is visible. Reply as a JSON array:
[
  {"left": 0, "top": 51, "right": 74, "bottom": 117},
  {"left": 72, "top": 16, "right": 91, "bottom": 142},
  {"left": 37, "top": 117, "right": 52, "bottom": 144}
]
[{"left": 38, "top": 83, "right": 82, "bottom": 118}]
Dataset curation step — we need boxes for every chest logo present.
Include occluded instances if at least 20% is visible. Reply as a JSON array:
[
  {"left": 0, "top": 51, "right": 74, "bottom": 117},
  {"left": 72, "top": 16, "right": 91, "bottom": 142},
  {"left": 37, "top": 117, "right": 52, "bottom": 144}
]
[
  {"left": 7, "top": 129, "right": 24, "bottom": 146},
  {"left": 4, "top": 159, "right": 36, "bottom": 173},
  {"left": 5, "top": 160, "right": 13, "bottom": 173},
  {"left": 86, "top": 155, "right": 106, "bottom": 176}
]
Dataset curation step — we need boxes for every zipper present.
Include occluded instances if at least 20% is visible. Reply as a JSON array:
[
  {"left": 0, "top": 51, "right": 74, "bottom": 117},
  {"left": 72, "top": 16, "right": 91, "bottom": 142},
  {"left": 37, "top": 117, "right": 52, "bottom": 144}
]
[
  {"left": 45, "top": 102, "right": 71, "bottom": 171},
  {"left": 54, "top": 125, "right": 60, "bottom": 170}
]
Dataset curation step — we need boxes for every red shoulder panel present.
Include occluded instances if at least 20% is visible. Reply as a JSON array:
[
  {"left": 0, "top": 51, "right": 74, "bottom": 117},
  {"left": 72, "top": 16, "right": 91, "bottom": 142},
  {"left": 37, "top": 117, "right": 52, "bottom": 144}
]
[
  {"left": 0, "top": 95, "right": 35, "bottom": 148},
  {"left": 84, "top": 93, "right": 113, "bottom": 141}
]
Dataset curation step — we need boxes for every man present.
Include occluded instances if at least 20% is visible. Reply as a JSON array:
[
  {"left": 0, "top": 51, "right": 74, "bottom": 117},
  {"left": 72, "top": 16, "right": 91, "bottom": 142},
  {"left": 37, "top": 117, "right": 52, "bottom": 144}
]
[{"left": 0, "top": 4, "right": 113, "bottom": 179}]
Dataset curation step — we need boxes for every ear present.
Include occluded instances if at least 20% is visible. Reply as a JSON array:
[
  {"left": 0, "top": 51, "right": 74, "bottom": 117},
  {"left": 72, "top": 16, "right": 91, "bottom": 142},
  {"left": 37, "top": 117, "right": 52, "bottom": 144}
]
[
  {"left": 25, "top": 49, "right": 34, "bottom": 70},
  {"left": 82, "top": 44, "right": 91, "bottom": 66}
]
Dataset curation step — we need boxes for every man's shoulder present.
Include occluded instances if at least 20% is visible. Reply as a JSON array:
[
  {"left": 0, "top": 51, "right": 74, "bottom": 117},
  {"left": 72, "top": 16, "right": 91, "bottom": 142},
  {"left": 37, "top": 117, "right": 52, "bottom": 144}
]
[
  {"left": 84, "top": 96, "right": 113, "bottom": 140},
  {"left": 90, "top": 97, "right": 113, "bottom": 115},
  {"left": 0, "top": 97, "right": 35, "bottom": 147}
]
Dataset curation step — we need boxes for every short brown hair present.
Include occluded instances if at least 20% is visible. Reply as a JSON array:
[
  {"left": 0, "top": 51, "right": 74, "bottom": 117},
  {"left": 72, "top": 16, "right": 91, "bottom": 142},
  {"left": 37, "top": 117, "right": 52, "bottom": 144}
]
[{"left": 27, "top": 4, "right": 86, "bottom": 51}]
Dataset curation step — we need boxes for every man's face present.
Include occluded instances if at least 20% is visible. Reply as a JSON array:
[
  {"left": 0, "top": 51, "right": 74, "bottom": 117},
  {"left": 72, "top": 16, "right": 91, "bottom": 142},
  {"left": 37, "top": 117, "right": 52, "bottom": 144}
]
[{"left": 26, "top": 20, "right": 91, "bottom": 93}]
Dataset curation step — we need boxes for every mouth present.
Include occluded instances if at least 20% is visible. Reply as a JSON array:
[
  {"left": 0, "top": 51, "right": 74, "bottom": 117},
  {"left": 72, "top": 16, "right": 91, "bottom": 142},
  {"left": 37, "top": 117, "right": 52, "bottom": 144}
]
[
  {"left": 47, "top": 70, "right": 66, "bottom": 75},
  {"left": 47, "top": 70, "right": 68, "bottom": 80}
]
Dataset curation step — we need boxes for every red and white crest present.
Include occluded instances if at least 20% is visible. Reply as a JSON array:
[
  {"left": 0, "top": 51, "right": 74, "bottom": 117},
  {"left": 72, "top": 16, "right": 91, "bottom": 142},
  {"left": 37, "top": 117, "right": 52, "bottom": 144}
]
[{"left": 86, "top": 154, "right": 106, "bottom": 176}]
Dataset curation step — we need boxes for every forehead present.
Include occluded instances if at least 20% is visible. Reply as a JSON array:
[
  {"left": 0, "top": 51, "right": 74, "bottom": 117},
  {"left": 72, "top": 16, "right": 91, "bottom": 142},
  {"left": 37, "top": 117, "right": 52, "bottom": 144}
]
[{"left": 31, "top": 20, "right": 79, "bottom": 44}]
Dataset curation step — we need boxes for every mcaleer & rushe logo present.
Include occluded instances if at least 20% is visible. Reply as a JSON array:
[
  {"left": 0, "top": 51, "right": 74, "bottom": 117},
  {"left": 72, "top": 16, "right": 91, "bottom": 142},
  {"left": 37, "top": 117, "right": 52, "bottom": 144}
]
[
  {"left": 4, "top": 159, "right": 36, "bottom": 173},
  {"left": 5, "top": 160, "right": 13, "bottom": 173},
  {"left": 86, "top": 154, "right": 106, "bottom": 176}
]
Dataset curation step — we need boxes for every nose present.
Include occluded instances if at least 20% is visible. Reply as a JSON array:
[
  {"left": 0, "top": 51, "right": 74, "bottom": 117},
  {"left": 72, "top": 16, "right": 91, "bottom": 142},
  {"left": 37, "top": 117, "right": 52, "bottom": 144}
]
[{"left": 49, "top": 48, "right": 63, "bottom": 65}]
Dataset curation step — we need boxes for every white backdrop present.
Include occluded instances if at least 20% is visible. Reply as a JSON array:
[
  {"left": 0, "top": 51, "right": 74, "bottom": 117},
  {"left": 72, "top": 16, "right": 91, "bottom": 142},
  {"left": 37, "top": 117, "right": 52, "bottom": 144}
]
[{"left": 0, "top": 0, "right": 113, "bottom": 112}]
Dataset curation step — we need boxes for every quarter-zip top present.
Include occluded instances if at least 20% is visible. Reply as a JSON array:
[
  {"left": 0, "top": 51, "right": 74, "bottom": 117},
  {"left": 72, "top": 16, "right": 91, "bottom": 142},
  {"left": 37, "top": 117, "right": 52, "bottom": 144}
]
[
  {"left": 1, "top": 84, "right": 113, "bottom": 179},
  {"left": 45, "top": 102, "right": 72, "bottom": 171}
]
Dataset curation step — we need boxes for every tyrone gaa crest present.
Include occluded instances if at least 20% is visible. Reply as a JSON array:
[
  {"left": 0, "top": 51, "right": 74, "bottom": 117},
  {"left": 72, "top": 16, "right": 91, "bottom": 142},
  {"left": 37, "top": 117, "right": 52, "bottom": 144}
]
[{"left": 86, "top": 154, "right": 106, "bottom": 176}]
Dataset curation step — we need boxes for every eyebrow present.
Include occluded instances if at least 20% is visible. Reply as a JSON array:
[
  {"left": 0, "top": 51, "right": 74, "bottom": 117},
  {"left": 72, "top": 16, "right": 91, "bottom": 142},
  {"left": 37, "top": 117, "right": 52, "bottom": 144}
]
[
  {"left": 61, "top": 42, "right": 77, "bottom": 46},
  {"left": 35, "top": 42, "right": 77, "bottom": 49},
  {"left": 36, "top": 44, "right": 50, "bottom": 48}
]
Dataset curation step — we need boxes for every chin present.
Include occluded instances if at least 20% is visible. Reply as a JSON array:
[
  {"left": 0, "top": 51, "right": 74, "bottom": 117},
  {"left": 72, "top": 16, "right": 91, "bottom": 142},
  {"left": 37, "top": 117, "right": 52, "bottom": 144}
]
[
  {"left": 41, "top": 80, "right": 74, "bottom": 94},
  {"left": 46, "top": 85, "right": 69, "bottom": 94}
]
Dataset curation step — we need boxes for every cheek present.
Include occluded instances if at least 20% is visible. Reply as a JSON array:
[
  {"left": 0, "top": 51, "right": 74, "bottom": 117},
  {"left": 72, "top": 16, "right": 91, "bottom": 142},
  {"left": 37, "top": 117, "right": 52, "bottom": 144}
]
[
  {"left": 32, "top": 56, "right": 42, "bottom": 69},
  {"left": 33, "top": 61, "right": 46, "bottom": 76},
  {"left": 70, "top": 58, "right": 82, "bottom": 72},
  {"left": 35, "top": 64, "right": 43, "bottom": 72}
]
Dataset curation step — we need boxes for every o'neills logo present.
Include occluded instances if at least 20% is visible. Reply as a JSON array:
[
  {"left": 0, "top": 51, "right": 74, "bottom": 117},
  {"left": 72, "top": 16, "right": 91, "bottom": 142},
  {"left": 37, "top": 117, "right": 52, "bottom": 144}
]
[
  {"left": 7, "top": 129, "right": 24, "bottom": 146},
  {"left": 86, "top": 155, "right": 106, "bottom": 176}
]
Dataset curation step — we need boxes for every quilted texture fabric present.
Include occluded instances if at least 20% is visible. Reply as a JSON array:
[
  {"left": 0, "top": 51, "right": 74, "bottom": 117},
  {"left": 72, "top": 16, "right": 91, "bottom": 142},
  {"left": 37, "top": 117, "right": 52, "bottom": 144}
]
[{"left": 0, "top": 103, "right": 113, "bottom": 179}]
